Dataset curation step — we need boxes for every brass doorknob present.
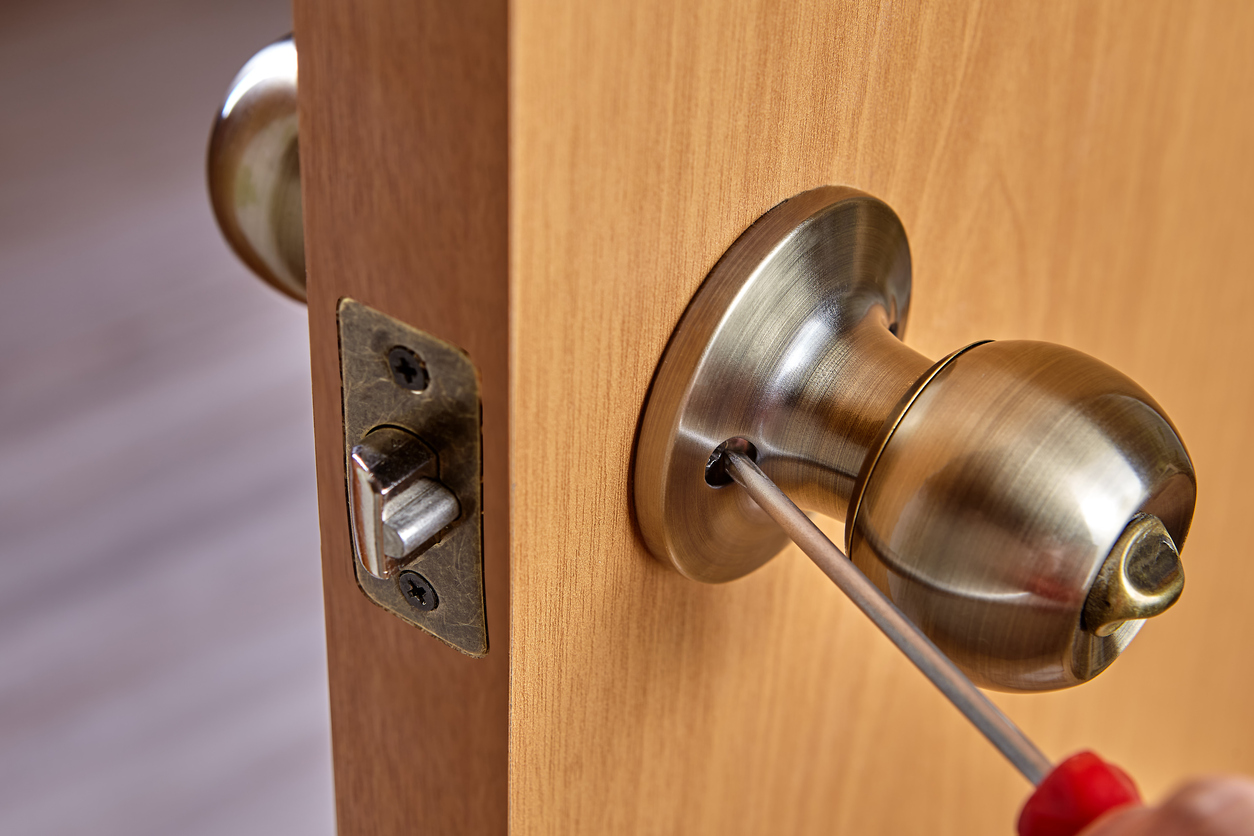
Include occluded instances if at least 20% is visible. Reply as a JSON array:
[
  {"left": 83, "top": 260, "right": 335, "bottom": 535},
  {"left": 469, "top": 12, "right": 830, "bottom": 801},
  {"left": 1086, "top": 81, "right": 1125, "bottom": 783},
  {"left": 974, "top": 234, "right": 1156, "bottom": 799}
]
[
  {"left": 634, "top": 186, "right": 1195, "bottom": 692},
  {"left": 206, "top": 35, "right": 305, "bottom": 301}
]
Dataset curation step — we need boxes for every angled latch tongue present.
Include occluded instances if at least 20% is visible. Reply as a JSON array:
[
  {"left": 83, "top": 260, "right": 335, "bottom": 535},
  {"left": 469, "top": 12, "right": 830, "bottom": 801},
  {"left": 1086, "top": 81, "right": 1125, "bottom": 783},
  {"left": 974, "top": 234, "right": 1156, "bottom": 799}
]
[{"left": 349, "top": 427, "right": 460, "bottom": 580}]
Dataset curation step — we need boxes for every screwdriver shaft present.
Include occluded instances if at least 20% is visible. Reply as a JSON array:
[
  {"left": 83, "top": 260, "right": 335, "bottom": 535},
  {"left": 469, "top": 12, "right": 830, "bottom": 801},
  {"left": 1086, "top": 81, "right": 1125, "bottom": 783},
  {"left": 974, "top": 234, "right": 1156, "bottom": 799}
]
[{"left": 724, "top": 450, "right": 1053, "bottom": 786}]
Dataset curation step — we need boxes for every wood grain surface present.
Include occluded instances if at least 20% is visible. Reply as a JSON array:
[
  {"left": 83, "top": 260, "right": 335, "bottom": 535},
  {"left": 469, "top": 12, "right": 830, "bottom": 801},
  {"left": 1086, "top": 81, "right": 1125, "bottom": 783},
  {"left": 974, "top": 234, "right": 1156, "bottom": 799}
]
[
  {"left": 298, "top": 1, "right": 1254, "bottom": 833},
  {"left": 294, "top": 1, "right": 509, "bottom": 833},
  {"left": 509, "top": 2, "right": 1254, "bottom": 834}
]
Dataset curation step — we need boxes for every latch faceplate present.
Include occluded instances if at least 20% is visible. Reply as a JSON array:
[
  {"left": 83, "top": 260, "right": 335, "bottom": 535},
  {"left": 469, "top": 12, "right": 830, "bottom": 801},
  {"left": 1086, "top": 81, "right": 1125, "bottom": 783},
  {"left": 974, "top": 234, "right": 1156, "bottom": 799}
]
[{"left": 338, "top": 298, "right": 486, "bottom": 656}]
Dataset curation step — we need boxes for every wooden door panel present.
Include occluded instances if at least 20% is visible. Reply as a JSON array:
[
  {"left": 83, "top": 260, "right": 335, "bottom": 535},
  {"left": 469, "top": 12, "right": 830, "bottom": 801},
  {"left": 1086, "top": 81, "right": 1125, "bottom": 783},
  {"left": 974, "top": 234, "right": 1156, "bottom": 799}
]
[
  {"left": 511, "top": 3, "right": 1254, "bottom": 834},
  {"left": 295, "top": 1, "right": 509, "bottom": 832},
  {"left": 298, "top": 1, "right": 1254, "bottom": 833}
]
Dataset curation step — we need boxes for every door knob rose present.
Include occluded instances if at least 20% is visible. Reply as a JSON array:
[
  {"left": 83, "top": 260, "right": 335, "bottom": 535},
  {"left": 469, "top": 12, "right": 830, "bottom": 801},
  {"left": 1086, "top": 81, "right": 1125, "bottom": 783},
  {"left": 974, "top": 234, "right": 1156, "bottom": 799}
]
[{"left": 633, "top": 186, "right": 1195, "bottom": 692}]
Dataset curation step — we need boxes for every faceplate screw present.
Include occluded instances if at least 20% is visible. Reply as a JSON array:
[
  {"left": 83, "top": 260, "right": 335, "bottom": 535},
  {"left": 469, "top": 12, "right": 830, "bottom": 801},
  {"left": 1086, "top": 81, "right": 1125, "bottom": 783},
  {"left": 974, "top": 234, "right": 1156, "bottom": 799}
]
[
  {"left": 398, "top": 570, "right": 438, "bottom": 611},
  {"left": 387, "top": 346, "right": 428, "bottom": 391}
]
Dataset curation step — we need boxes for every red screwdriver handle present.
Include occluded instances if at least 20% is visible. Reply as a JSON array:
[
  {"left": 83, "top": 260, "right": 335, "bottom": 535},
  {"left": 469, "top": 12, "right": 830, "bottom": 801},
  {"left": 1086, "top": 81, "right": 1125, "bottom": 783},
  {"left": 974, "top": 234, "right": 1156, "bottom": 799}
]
[{"left": 1018, "top": 751, "right": 1142, "bottom": 836}]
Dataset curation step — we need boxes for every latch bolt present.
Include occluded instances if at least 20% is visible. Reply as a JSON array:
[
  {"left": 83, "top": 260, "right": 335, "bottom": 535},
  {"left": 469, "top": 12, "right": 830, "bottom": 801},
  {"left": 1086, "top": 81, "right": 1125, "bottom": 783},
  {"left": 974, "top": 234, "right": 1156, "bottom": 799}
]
[{"left": 349, "top": 426, "right": 460, "bottom": 580}]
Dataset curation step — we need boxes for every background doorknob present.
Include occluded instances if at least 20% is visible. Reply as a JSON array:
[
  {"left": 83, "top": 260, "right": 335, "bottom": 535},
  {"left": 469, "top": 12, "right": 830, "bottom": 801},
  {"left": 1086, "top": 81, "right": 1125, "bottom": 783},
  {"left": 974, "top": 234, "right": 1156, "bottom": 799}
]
[
  {"left": 206, "top": 35, "right": 305, "bottom": 301},
  {"left": 634, "top": 186, "right": 1195, "bottom": 692}
]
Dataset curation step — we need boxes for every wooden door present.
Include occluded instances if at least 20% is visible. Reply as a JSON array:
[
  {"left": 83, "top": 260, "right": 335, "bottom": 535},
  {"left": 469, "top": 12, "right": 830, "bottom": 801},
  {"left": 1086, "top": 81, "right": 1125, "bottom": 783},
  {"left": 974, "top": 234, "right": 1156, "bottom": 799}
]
[{"left": 294, "top": 1, "right": 1254, "bottom": 833}]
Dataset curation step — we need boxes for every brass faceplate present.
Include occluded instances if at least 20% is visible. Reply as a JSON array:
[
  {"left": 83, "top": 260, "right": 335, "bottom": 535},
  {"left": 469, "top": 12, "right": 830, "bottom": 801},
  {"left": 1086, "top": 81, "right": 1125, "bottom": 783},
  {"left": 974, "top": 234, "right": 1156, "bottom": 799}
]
[{"left": 338, "top": 299, "right": 487, "bottom": 656}]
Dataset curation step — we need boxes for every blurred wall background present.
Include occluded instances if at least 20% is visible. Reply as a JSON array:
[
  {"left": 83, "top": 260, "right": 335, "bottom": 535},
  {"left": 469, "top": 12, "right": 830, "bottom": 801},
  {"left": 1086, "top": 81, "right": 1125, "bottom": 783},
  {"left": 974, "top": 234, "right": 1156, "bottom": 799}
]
[{"left": 0, "top": 1, "right": 335, "bottom": 834}]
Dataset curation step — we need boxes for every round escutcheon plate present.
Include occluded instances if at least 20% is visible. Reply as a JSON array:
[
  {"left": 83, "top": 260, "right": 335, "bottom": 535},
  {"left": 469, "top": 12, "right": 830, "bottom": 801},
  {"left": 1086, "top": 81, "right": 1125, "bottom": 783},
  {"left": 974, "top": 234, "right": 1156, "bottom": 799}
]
[{"left": 633, "top": 186, "right": 915, "bottom": 583}]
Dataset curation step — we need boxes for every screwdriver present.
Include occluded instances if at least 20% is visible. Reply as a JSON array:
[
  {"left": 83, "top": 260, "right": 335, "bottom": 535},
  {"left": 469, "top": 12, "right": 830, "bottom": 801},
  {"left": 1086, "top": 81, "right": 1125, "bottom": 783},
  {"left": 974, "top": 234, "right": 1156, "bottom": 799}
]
[{"left": 721, "top": 449, "right": 1143, "bottom": 836}]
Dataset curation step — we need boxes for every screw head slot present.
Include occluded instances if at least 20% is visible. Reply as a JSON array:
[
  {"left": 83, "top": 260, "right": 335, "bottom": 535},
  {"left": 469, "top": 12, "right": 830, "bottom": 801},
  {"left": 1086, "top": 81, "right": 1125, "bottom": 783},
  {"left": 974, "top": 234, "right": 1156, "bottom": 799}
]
[
  {"left": 704, "top": 438, "right": 758, "bottom": 488},
  {"left": 388, "top": 346, "right": 429, "bottom": 391},
  {"left": 398, "top": 570, "right": 439, "bottom": 611}
]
